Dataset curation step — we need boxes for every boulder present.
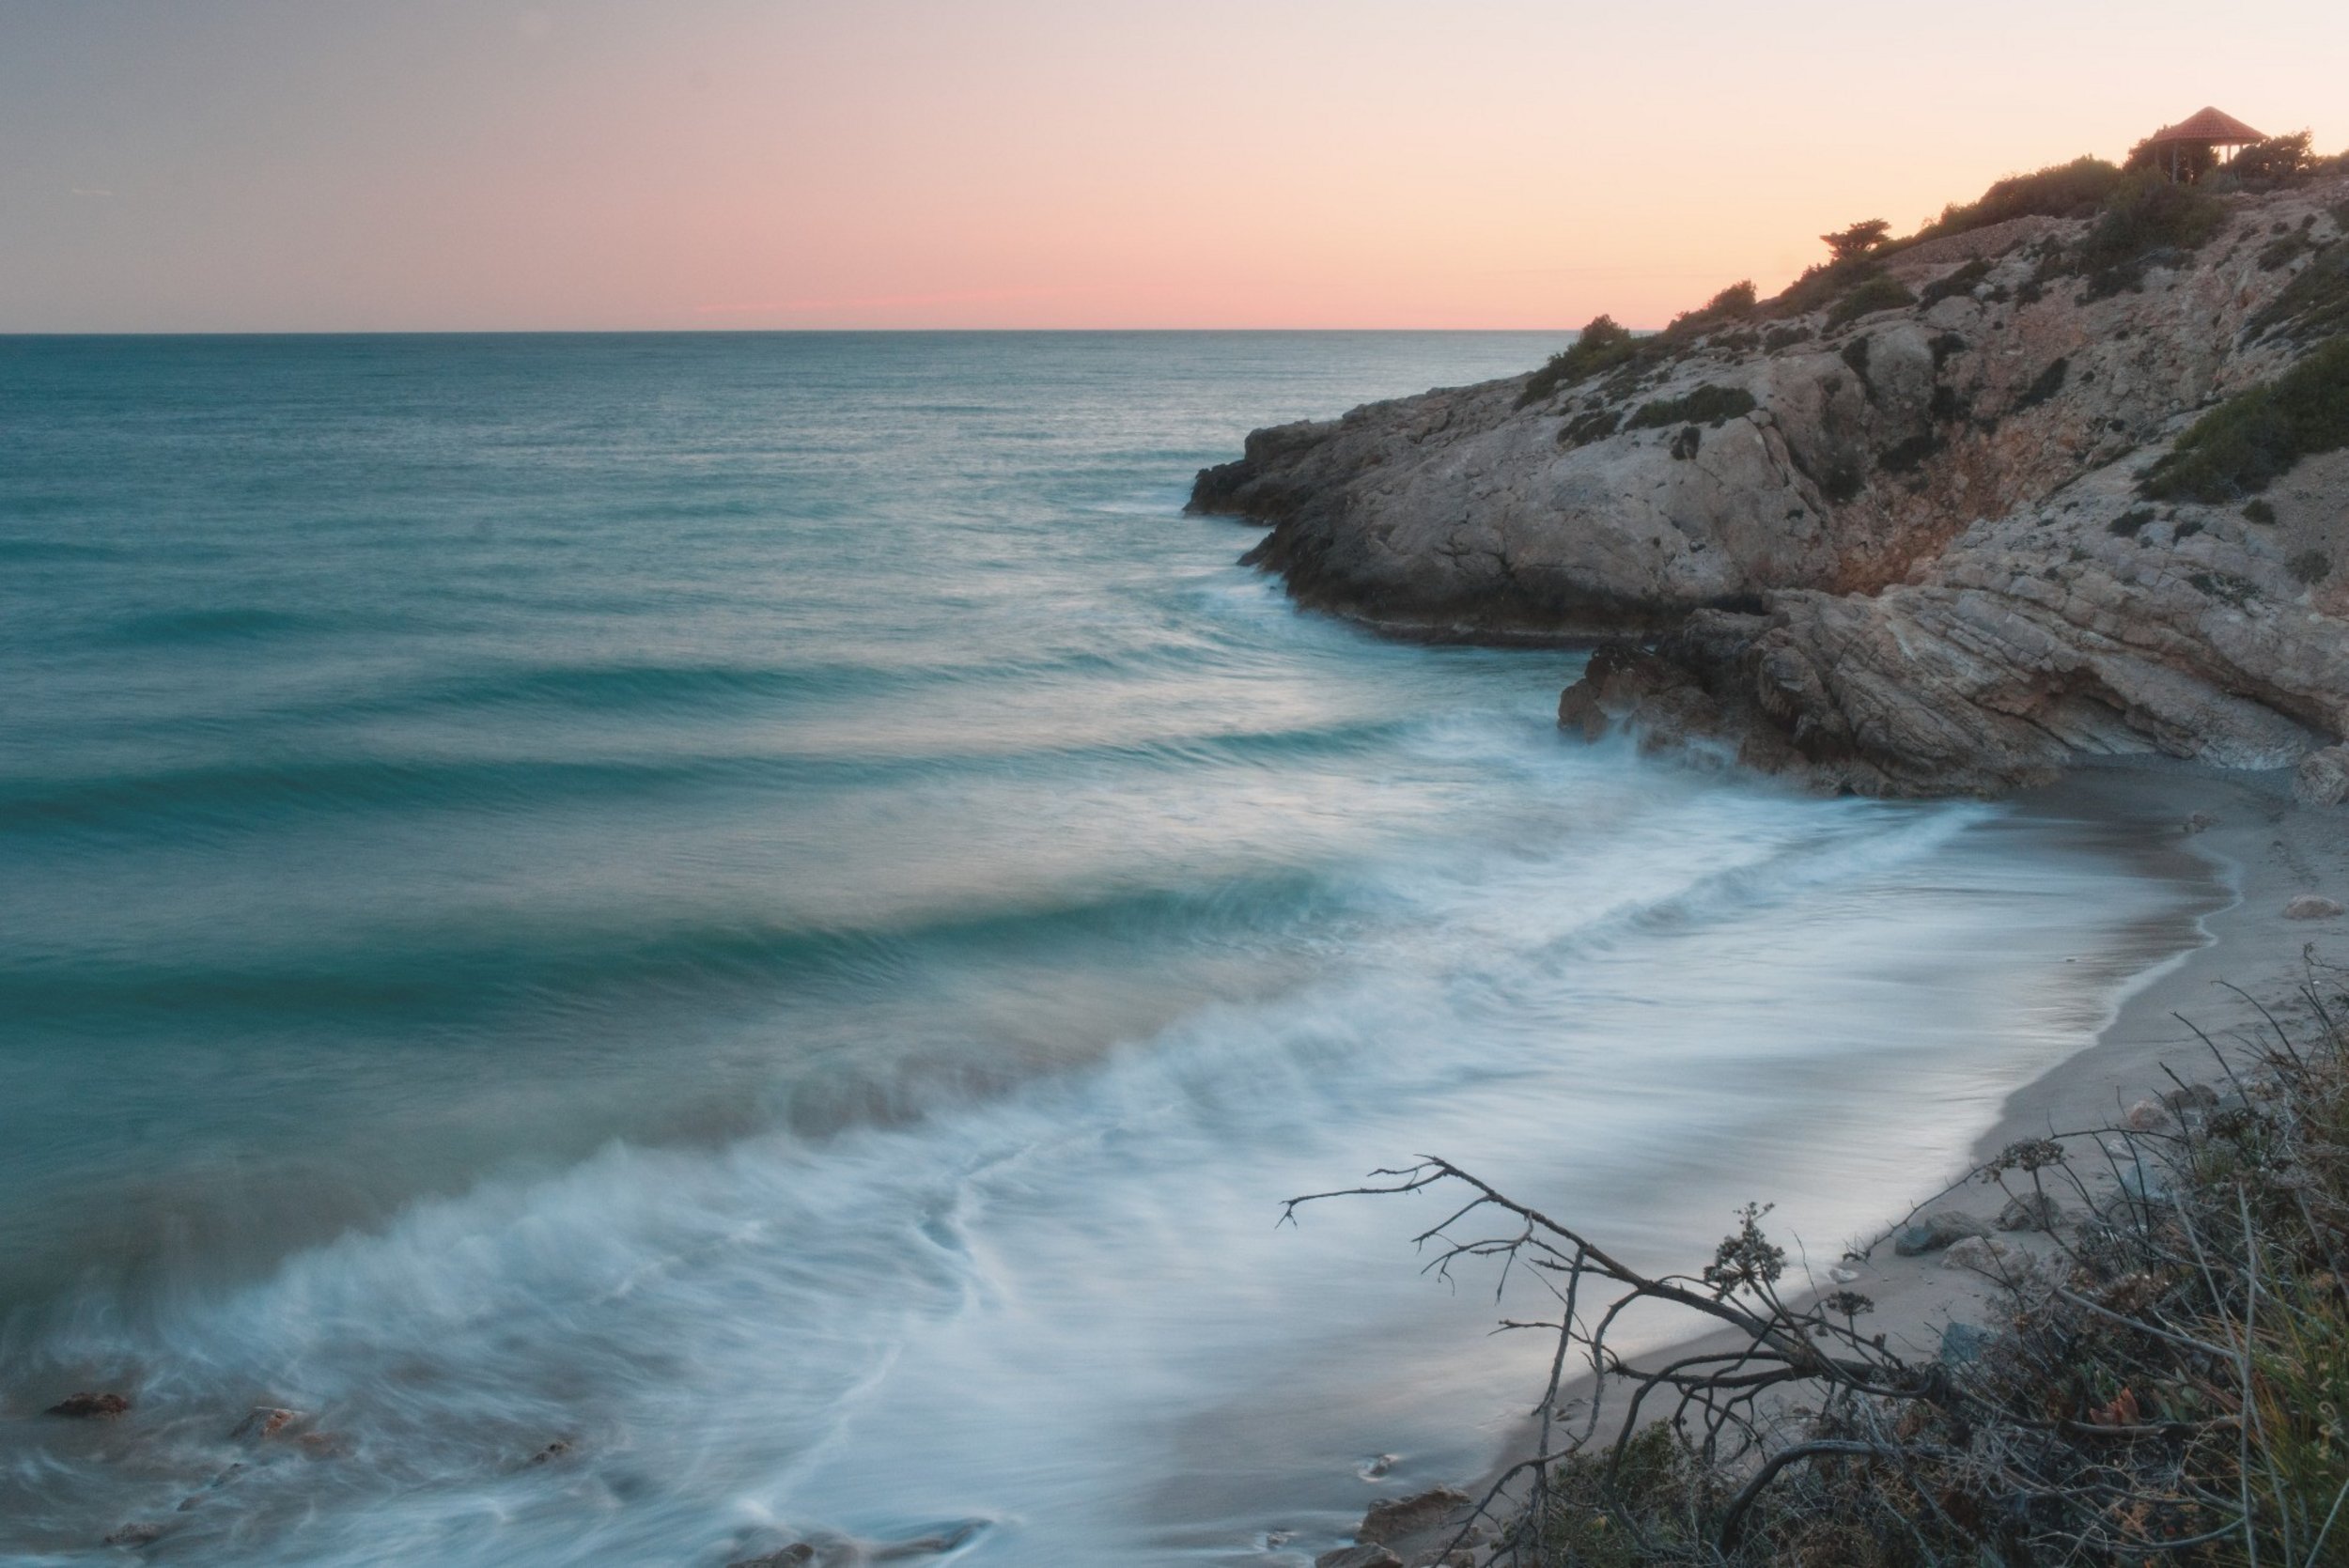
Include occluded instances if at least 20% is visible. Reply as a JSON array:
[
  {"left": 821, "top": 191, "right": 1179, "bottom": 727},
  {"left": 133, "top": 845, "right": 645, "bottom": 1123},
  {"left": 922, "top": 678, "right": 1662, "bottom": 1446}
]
[
  {"left": 1941, "top": 1234, "right": 2020, "bottom": 1274},
  {"left": 2122, "top": 1098, "right": 2170, "bottom": 1131},
  {"left": 1938, "top": 1321, "right": 1995, "bottom": 1365},
  {"left": 1892, "top": 1211, "right": 1989, "bottom": 1256},
  {"left": 1315, "top": 1549, "right": 1404, "bottom": 1568},
  {"left": 1995, "top": 1191, "right": 2063, "bottom": 1233},
  {"left": 45, "top": 1391, "right": 131, "bottom": 1419},
  {"left": 2285, "top": 894, "right": 2344, "bottom": 920},
  {"left": 2296, "top": 746, "right": 2349, "bottom": 808},
  {"left": 1357, "top": 1486, "right": 1472, "bottom": 1545}
]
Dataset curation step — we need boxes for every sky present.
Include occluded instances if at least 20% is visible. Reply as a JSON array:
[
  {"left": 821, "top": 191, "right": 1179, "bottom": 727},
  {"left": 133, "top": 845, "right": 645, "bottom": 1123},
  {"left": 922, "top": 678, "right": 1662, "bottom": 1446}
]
[{"left": 5, "top": 0, "right": 2346, "bottom": 333}]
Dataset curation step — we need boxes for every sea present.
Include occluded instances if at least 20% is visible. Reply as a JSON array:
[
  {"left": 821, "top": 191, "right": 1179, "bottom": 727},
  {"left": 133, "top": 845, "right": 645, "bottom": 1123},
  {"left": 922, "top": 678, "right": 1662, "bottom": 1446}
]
[{"left": 0, "top": 333, "right": 2201, "bottom": 1565}]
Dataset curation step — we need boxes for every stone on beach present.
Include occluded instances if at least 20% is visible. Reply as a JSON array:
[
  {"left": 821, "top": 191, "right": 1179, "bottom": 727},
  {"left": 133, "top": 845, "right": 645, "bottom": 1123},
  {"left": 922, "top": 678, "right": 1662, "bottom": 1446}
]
[
  {"left": 2285, "top": 894, "right": 2344, "bottom": 920},
  {"left": 1995, "top": 1191, "right": 2063, "bottom": 1232},
  {"left": 1357, "top": 1486, "right": 1472, "bottom": 1545},
  {"left": 1892, "top": 1210, "right": 1988, "bottom": 1256},
  {"left": 2296, "top": 746, "right": 2349, "bottom": 808},
  {"left": 1315, "top": 1548, "right": 1405, "bottom": 1568},
  {"left": 1941, "top": 1234, "right": 2020, "bottom": 1274}
]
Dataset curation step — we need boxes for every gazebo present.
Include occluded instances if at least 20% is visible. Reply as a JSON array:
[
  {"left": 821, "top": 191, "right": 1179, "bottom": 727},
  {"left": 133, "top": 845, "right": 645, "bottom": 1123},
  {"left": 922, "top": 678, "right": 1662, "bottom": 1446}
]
[{"left": 2144, "top": 106, "right": 2265, "bottom": 180}]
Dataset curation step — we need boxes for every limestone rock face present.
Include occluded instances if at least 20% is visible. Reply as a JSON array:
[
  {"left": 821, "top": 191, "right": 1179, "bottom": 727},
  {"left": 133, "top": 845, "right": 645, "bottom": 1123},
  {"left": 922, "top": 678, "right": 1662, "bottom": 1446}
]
[{"left": 1190, "top": 176, "right": 2349, "bottom": 794}]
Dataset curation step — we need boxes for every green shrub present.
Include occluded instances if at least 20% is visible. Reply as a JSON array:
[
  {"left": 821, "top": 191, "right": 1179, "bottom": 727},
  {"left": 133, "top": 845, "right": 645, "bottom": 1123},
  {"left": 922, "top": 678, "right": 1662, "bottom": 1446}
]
[
  {"left": 2108, "top": 507, "right": 2155, "bottom": 536},
  {"left": 2232, "top": 131, "right": 2319, "bottom": 187},
  {"left": 2075, "top": 173, "right": 2226, "bottom": 297},
  {"left": 1918, "top": 257, "right": 1990, "bottom": 306},
  {"left": 2139, "top": 337, "right": 2349, "bottom": 500},
  {"left": 1766, "top": 256, "right": 1883, "bottom": 320},
  {"left": 1516, "top": 315, "right": 1643, "bottom": 408},
  {"left": 1824, "top": 274, "right": 1916, "bottom": 330},
  {"left": 2244, "top": 498, "right": 2278, "bottom": 524},
  {"left": 1625, "top": 383, "right": 1757, "bottom": 431},
  {"left": 1557, "top": 407, "right": 1623, "bottom": 448},
  {"left": 1761, "top": 323, "right": 1812, "bottom": 352},
  {"left": 1662, "top": 280, "right": 1757, "bottom": 340},
  {"left": 1912, "top": 156, "right": 2123, "bottom": 241},
  {"left": 2245, "top": 242, "right": 2349, "bottom": 343},
  {"left": 1820, "top": 220, "right": 1890, "bottom": 263},
  {"left": 2290, "top": 549, "right": 2334, "bottom": 583}
]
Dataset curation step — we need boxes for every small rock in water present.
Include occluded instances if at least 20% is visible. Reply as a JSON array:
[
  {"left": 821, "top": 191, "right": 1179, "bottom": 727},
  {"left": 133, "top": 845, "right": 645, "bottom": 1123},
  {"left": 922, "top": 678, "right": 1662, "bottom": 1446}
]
[
  {"left": 1892, "top": 1211, "right": 1988, "bottom": 1256},
  {"left": 46, "top": 1391, "right": 132, "bottom": 1419},
  {"left": 101, "top": 1522, "right": 166, "bottom": 1547},
  {"left": 2285, "top": 894, "right": 2344, "bottom": 921},
  {"left": 1357, "top": 1486, "right": 1470, "bottom": 1545},
  {"left": 1315, "top": 1548, "right": 1404, "bottom": 1568},
  {"left": 526, "top": 1439, "right": 572, "bottom": 1465},
  {"left": 2181, "top": 811, "right": 2218, "bottom": 833},
  {"left": 1996, "top": 1191, "right": 2062, "bottom": 1233},
  {"left": 231, "top": 1405, "right": 303, "bottom": 1440},
  {"left": 726, "top": 1546, "right": 816, "bottom": 1568},
  {"left": 1359, "top": 1452, "right": 1398, "bottom": 1480}
]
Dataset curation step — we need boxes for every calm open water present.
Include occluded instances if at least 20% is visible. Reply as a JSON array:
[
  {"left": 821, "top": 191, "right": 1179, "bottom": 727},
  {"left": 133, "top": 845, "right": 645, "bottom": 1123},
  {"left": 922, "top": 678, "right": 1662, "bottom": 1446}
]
[{"left": 0, "top": 333, "right": 2196, "bottom": 1565}]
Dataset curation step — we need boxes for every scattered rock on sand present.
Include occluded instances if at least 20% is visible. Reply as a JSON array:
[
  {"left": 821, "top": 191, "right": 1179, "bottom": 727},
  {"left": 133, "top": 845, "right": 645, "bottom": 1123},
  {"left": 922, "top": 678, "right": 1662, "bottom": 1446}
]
[
  {"left": 2285, "top": 894, "right": 2344, "bottom": 920},
  {"left": 2295, "top": 746, "right": 2349, "bottom": 808},
  {"left": 1357, "top": 1486, "right": 1471, "bottom": 1545},
  {"left": 1893, "top": 1211, "right": 1988, "bottom": 1256},
  {"left": 1942, "top": 1235, "right": 2019, "bottom": 1274},
  {"left": 1939, "top": 1321, "right": 1995, "bottom": 1365},
  {"left": 1315, "top": 1548, "right": 1404, "bottom": 1568},
  {"left": 1996, "top": 1192, "right": 2063, "bottom": 1232},
  {"left": 2182, "top": 811, "right": 2218, "bottom": 833},
  {"left": 2122, "top": 1098, "right": 2170, "bottom": 1131},
  {"left": 45, "top": 1391, "right": 131, "bottom": 1419},
  {"left": 2162, "top": 1084, "right": 2220, "bottom": 1118}
]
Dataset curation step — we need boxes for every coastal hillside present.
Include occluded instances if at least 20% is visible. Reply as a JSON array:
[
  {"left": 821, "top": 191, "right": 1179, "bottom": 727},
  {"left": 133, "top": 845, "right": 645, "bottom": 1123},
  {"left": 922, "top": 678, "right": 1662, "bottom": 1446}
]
[{"left": 1190, "top": 158, "right": 2349, "bottom": 796}]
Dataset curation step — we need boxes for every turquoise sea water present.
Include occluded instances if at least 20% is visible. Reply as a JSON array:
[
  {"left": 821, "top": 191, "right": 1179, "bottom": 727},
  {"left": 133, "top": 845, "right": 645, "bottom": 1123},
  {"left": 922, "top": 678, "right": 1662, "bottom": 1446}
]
[{"left": 1, "top": 334, "right": 2195, "bottom": 1565}]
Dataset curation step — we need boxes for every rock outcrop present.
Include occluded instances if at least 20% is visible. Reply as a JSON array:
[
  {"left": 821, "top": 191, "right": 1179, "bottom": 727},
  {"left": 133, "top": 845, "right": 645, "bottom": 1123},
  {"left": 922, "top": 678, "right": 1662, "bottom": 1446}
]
[{"left": 1190, "top": 176, "right": 2349, "bottom": 794}]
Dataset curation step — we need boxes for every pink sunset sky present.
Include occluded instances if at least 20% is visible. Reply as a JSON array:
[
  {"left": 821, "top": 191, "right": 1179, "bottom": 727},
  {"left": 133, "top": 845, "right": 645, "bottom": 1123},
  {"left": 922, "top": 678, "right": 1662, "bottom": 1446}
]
[{"left": 7, "top": 0, "right": 2345, "bottom": 333}]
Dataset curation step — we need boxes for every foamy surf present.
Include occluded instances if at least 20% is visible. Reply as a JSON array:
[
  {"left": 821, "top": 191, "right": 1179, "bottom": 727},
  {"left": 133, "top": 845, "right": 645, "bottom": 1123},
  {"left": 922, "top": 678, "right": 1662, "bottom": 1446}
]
[{"left": 0, "top": 334, "right": 2205, "bottom": 1565}]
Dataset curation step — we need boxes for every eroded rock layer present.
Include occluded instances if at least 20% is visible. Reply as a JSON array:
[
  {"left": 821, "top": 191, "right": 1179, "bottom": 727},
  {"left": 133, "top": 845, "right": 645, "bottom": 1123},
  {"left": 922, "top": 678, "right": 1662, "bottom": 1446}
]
[{"left": 1190, "top": 179, "right": 2349, "bottom": 793}]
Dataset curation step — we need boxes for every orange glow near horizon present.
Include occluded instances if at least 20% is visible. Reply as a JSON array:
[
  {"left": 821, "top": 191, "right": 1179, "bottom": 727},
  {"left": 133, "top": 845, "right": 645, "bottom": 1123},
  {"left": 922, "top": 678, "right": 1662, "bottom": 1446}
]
[{"left": 5, "top": 0, "right": 2347, "bottom": 333}]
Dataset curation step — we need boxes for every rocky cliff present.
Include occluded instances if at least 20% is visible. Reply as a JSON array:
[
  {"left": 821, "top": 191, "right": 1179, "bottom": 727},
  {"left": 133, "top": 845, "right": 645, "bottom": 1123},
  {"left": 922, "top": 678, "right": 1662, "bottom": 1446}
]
[{"left": 1190, "top": 176, "right": 2349, "bottom": 796}]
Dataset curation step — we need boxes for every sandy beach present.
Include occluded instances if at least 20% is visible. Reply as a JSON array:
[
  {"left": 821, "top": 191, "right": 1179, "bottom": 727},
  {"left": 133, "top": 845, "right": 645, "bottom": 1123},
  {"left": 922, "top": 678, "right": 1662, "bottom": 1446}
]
[{"left": 1419, "top": 759, "right": 2349, "bottom": 1563}]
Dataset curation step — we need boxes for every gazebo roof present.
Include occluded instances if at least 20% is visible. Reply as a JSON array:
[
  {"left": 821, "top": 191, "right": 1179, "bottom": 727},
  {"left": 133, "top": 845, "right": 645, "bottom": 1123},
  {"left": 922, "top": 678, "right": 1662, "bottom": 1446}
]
[{"left": 2148, "top": 106, "right": 2265, "bottom": 146}]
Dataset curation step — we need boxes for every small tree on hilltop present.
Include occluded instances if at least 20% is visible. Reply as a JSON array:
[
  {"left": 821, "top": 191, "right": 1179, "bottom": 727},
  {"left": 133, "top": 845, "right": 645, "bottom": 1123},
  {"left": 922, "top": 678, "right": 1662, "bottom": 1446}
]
[{"left": 1820, "top": 219, "right": 1890, "bottom": 263}]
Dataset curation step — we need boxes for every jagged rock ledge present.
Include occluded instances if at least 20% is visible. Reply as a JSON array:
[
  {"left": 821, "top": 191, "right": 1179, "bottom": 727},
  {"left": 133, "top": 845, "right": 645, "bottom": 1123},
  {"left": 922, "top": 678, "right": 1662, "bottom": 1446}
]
[{"left": 1189, "top": 179, "right": 2349, "bottom": 795}]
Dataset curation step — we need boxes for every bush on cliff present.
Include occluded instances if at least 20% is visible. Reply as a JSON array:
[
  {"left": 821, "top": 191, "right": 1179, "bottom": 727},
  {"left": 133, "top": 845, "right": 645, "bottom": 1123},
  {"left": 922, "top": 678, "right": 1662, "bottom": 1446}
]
[
  {"left": 1824, "top": 274, "right": 1917, "bottom": 331},
  {"left": 2074, "top": 172, "right": 2227, "bottom": 297},
  {"left": 1626, "top": 384, "right": 1757, "bottom": 431},
  {"left": 1517, "top": 315, "right": 1643, "bottom": 409},
  {"left": 2247, "top": 241, "right": 2349, "bottom": 345},
  {"left": 1912, "top": 155, "right": 2123, "bottom": 241},
  {"left": 2139, "top": 337, "right": 2349, "bottom": 501}
]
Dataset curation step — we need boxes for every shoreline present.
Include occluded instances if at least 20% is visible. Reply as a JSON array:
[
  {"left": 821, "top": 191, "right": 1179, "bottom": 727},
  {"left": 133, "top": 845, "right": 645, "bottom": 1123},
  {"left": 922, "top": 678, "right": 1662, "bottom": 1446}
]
[{"left": 1420, "top": 755, "right": 2347, "bottom": 1560}]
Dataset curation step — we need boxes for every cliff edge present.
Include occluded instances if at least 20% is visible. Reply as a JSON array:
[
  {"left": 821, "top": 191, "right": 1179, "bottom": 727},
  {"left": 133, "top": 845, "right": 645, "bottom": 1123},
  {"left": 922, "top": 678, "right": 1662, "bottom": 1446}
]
[{"left": 1190, "top": 170, "right": 2349, "bottom": 796}]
